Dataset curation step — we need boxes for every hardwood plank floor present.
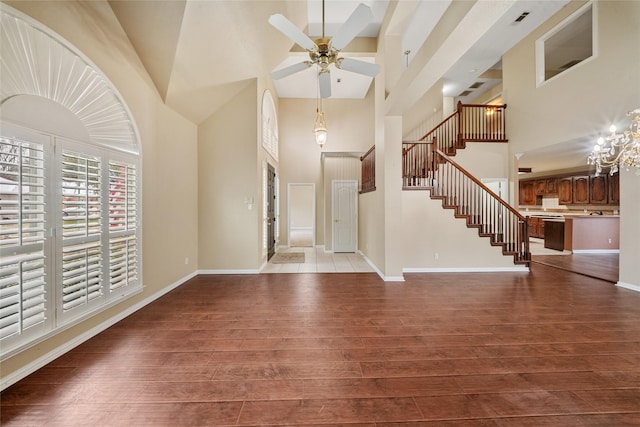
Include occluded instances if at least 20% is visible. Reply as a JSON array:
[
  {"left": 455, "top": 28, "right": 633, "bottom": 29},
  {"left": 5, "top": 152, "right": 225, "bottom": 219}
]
[
  {"left": 531, "top": 253, "right": 619, "bottom": 283},
  {"left": 2, "top": 265, "right": 640, "bottom": 426}
]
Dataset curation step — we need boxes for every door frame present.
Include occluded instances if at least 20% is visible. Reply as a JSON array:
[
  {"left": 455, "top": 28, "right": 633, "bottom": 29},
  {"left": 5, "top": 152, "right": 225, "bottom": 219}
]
[{"left": 287, "top": 183, "right": 315, "bottom": 248}]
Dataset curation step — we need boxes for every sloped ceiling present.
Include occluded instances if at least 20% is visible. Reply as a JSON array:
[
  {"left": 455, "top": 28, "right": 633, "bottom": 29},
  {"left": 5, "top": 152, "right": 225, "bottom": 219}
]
[{"left": 109, "top": 0, "right": 307, "bottom": 123}]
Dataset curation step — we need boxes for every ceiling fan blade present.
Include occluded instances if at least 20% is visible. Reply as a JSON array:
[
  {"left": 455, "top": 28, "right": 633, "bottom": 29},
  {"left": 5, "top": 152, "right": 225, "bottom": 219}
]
[
  {"left": 330, "top": 3, "right": 373, "bottom": 51},
  {"left": 319, "top": 70, "right": 332, "bottom": 98},
  {"left": 336, "top": 57, "right": 380, "bottom": 77},
  {"left": 271, "top": 61, "right": 313, "bottom": 80},
  {"left": 268, "top": 14, "right": 317, "bottom": 52}
]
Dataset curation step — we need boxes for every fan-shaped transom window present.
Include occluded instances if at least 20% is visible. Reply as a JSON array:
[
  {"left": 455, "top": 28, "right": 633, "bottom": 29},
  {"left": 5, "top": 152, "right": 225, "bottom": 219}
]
[{"left": 0, "top": 5, "right": 142, "bottom": 358}]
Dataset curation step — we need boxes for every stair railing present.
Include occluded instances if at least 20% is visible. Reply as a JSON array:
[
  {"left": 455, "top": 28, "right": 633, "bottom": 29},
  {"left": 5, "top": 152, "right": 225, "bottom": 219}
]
[{"left": 430, "top": 148, "right": 530, "bottom": 265}]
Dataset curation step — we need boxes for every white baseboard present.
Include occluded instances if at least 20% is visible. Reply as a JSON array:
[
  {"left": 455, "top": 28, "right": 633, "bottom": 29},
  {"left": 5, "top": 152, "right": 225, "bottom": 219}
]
[
  {"left": 356, "top": 251, "right": 405, "bottom": 282},
  {"left": 617, "top": 281, "right": 640, "bottom": 293},
  {"left": 572, "top": 249, "right": 620, "bottom": 254},
  {"left": 1, "top": 271, "right": 198, "bottom": 391},
  {"left": 198, "top": 269, "right": 260, "bottom": 275},
  {"left": 403, "top": 266, "right": 530, "bottom": 273}
]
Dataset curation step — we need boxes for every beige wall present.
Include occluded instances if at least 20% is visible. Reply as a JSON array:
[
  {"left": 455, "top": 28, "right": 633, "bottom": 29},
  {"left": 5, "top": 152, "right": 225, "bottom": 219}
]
[
  {"left": 278, "top": 93, "right": 374, "bottom": 248},
  {"left": 1, "top": 1, "right": 199, "bottom": 381},
  {"left": 504, "top": 1, "right": 639, "bottom": 154},
  {"left": 198, "top": 80, "right": 260, "bottom": 270},
  {"left": 402, "top": 191, "right": 519, "bottom": 270}
]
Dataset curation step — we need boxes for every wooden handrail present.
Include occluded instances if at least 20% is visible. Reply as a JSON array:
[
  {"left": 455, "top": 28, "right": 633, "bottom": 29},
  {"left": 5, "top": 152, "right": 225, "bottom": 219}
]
[
  {"left": 402, "top": 139, "right": 530, "bottom": 265},
  {"left": 434, "top": 148, "right": 525, "bottom": 221},
  {"left": 418, "top": 110, "right": 459, "bottom": 142},
  {"left": 360, "top": 145, "right": 376, "bottom": 193}
]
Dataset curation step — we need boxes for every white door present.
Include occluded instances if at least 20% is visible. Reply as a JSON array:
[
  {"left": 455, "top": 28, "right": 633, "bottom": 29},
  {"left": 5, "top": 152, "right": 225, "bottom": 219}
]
[{"left": 332, "top": 180, "right": 357, "bottom": 253}]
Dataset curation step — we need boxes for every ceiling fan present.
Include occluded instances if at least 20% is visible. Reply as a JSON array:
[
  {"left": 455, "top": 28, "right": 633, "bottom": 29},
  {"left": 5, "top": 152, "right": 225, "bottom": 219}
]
[{"left": 269, "top": 1, "right": 380, "bottom": 98}]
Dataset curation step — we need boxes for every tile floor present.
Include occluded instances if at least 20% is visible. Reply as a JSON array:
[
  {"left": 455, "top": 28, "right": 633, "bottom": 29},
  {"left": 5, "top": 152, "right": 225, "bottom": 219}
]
[{"left": 262, "top": 246, "right": 375, "bottom": 273}]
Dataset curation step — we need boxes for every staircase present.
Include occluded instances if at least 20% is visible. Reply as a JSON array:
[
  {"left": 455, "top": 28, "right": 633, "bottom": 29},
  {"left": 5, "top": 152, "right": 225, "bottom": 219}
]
[{"left": 402, "top": 102, "right": 530, "bottom": 266}]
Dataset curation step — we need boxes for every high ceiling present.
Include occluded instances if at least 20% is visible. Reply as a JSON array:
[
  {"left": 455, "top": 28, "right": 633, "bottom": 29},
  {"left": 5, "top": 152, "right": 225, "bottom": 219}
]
[{"left": 108, "top": 0, "right": 569, "bottom": 127}]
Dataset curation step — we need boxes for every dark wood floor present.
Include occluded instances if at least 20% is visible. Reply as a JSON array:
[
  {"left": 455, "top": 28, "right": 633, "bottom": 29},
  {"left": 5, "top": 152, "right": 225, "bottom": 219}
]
[
  {"left": 532, "top": 253, "right": 619, "bottom": 283},
  {"left": 2, "top": 265, "right": 640, "bottom": 426}
]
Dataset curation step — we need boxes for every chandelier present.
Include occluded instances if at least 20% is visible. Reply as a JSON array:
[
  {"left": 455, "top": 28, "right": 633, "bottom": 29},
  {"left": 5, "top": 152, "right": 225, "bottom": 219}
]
[{"left": 588, "top": 108, "right": 640, "bottom": 176}]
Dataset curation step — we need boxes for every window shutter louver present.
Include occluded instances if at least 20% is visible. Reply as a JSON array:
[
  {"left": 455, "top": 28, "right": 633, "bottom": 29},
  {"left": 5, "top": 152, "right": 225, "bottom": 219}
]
[
  {"left": 60, "top": 150, "right": 103, "bottom": 316},
  {"left": 0, "top": 137, "right": 48, "bottom": 342},
  {"left": 108, "top": 161, "right": 138, "bottom": 293}
]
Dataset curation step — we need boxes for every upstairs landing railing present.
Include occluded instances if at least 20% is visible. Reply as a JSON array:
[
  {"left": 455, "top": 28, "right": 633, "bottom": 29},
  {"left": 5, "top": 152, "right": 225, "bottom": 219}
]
[{"left": 416, "top": 101, "right": 507, "bottom": 156}]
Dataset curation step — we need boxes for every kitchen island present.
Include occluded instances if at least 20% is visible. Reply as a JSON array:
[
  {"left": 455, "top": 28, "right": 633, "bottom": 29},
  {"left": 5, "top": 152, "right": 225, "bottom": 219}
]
[{"left": 563, "top": 215, "right": 620, "bottom": 252}]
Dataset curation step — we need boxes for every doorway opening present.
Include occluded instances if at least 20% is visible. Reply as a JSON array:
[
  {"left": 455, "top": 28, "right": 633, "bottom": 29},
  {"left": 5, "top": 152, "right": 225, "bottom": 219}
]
[{"left": 288, "top": 183, "right": 315, "bottom": 247}]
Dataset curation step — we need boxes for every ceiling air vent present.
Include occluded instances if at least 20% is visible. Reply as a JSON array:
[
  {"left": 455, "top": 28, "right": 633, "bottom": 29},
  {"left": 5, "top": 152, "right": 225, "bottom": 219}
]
[
  {"left": 469, "top": 82, "right": 484, "bottom": 89},
  {"left": 514, "top": 12, "right": 530, "bottom": 23},
  {"left": 458, "top": 90, "right": 473, "bottom": 97}
]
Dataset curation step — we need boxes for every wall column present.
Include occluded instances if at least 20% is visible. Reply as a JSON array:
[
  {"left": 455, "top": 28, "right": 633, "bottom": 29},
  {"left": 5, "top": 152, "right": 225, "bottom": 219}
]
[
  {"left": 618, "top": 169, "right": 640, "bottom": 291},
  {"left": 383, "top": 115, "right": 404, "bottom": 280}
]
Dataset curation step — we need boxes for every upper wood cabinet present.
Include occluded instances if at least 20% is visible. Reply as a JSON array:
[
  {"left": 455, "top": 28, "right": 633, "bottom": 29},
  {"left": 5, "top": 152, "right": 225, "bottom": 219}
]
[
  {"left": 519, "top": 180, "right": 537, "bottom": 205},
  {"left": 572, "top": 176, "right": 590, "bottom": 204},
  {"left": 608, "top": 173, "right": 620, "bottom": 204},
  {"left": 589, "top": 175, "right": 608, "bottom": 204},
  {"left": 519, "top": 172, "right": 620, "bottom": 206},
  {"left": 557, "top": 178, "right": 573, "bottom": 204}
]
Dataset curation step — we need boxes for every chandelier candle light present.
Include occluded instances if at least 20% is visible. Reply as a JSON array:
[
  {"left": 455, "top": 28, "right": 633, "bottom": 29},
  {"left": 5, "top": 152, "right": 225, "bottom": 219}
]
[{"left": 588, "top": 108, "right": 640, "bottom": 176}]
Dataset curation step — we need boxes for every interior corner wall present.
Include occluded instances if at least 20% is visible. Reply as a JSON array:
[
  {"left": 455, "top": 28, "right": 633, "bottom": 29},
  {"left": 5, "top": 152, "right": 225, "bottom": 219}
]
[
  {"left": 278, "top": 93, "right": 374, "bottom": 248},
  {"left": 198, "top": 80, "right": 259, "bottom": 271},
  {"left": 1, "top": 1, "right": 199, "bottom": 383}
]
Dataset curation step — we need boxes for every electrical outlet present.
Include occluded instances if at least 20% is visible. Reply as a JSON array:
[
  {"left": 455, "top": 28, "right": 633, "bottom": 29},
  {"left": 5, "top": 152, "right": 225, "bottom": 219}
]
[
  {"left": 608, "top": 238, "right": 612, "bottom": 244},
  {"left": 434, "top": 253, "right": 439, "bottom": 260},
  {"left": 184, "top": 257, "right": 189, "bottom": 265}
]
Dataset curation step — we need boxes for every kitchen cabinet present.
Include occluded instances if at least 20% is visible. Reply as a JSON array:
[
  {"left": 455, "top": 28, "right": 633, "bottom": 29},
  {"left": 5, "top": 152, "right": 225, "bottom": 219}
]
[
  {"left": 589, "top": 175, "right": 608, "bottom": 204},
  {"left": 519, "top": 181, "right": 537, "bottom": 205},
  {"left": 527, "top": 217, "right": 548, "bottom": 239},
  {"left": 558, "top": 178, "right": 573, "bottom": 204},
  {"left": 608, "top": 173, "right": 620, "bottom": 204},
  {"left": 535, "top": 178, "right": 557, "bottom": 195},
  {"left": 544, "top": 220, "right": 565, "bottom": 251},
  {"left": 520, "top": 172, "right": 619, "bottom": 206},
  {"left": 572, "top": 176, "right": 590, "bottom": 204}
]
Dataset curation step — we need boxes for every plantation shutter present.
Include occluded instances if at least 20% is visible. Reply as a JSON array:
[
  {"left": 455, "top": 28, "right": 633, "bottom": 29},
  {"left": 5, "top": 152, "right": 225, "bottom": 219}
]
[
  {"left": 0, "top": 136, "right": 49, "bottom": 342},
  {"left": 108, "top": 160, "right": 138, "bottom": 293},
  {"left": 60, "top": 149, "right": 103, "bottom": 317}
]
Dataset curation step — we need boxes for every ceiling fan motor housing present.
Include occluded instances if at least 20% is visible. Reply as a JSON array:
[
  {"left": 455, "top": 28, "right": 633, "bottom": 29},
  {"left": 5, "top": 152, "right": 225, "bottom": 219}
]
[{"left": 310, "top": 37, "right": 337, "bottom": 71}]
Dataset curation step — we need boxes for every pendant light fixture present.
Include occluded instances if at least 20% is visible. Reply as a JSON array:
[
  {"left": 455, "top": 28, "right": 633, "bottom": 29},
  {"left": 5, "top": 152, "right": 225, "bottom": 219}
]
[{"left": 313, "top": 87, "right": 328, "bottom": 148}]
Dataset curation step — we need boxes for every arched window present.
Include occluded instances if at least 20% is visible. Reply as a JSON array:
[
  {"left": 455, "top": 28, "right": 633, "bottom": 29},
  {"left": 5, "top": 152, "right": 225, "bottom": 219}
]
[{"left": 0, "top": 6, "right": 142, "bottom": 358}]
